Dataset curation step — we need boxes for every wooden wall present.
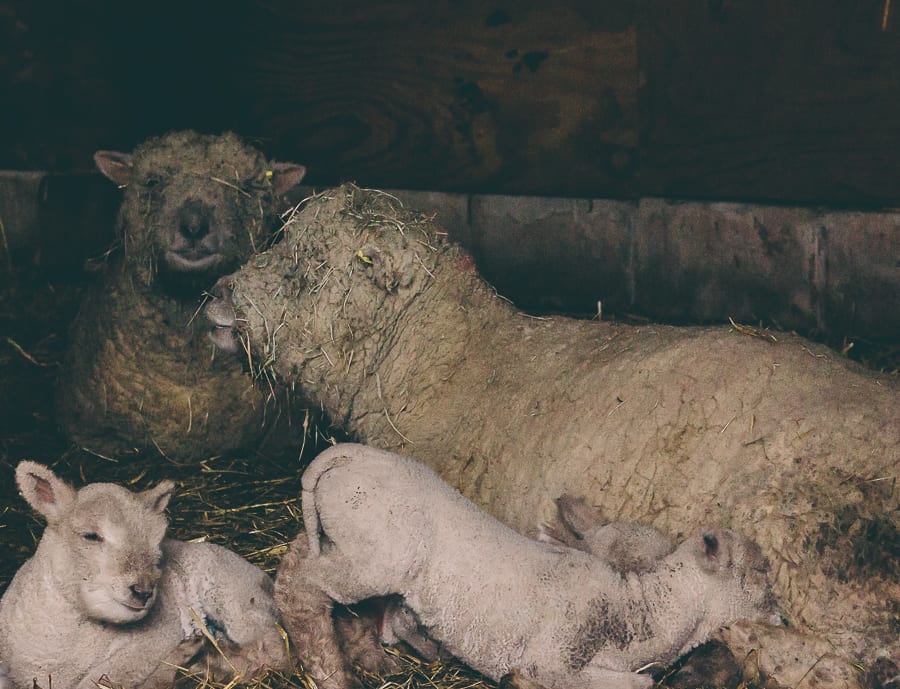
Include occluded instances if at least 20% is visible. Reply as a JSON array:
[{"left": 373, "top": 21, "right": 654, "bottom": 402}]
[{"left": 3, "top": 0, "right": 900, "bottom": 204}]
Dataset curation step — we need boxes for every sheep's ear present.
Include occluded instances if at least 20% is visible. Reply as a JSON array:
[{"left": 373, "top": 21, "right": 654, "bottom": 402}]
[
  {"left": 15, "top": 461, "right": 76, "bottom": 523},
  {"left": 141, "top": 480, "right": 175, "bottom": 514},
  {"left": 268, "top": 162, "right": 306, "bottom": 196},
  {"left": 94, "top": 150, "right": 134, "bottom": 187}
]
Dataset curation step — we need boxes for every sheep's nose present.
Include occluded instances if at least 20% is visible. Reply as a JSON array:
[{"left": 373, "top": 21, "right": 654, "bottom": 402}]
[
  {"left": 129, "top": 583, "right": 155, "bottom": 606},
  {"left": 178, "top": 200, "right": 212, "bottom": 240}
]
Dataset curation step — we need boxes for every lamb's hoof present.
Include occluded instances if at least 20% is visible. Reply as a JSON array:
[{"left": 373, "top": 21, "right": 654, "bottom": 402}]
[{"left": 206, "top": 276, "right": 239, "bottom": 353}]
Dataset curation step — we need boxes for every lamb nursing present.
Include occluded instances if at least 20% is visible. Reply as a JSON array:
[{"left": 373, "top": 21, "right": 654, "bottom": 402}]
[
  {"left": 0, "top": 462, "right": 287, "bottom": 689},
  {"left": 275, "top": 443, "right": 779, "bottom": 689}
]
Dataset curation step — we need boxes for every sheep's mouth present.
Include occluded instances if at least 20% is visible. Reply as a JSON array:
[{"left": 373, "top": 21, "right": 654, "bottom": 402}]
[
  {"left": 87, "top": 596, "right": 155, "bottom": 624},
  {"left": 123, "top": 602, "right": 151, "bottom": 613},
  {"left": 115, "top": 598, "right": 156, "bottom": 620},
  {"left": 164, "top": 249, "right": 223, "bottom": 272}
]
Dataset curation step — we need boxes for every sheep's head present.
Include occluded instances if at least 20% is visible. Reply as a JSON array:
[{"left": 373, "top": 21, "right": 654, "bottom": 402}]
[
  {"left": 94, "top": 130, "right": 306, "bottom": 290},
  {"left": 686, "top": 529, "right": 781, "bottom": 627},
  {"left": 15, "top": 462, "right": 175, "bottom": 624}
]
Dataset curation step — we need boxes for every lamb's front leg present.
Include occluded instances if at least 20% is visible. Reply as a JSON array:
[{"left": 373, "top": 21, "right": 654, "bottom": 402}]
[
  {"left": 575, "top": 659, "right": 654, "bottom": 689},
  {"left": 500, "top": 663, "right": 653, "bottom": 689},
  {"left": 78, "top": 636, "right": 207, "bottom": 689},
  {"left": 275, "top": 531, "right": 360, "bottom": 689}
]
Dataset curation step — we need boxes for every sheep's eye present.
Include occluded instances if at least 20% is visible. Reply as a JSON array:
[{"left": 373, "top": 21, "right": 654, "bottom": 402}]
[
  {"left": 82, "top": 532, "right": 103, "bottom": 543},
  {"left": 243, "top": 175, "right": 268, "bottom": 192},
  {"left": 143, "top": 175, "right": 163, "bottom": 189}
]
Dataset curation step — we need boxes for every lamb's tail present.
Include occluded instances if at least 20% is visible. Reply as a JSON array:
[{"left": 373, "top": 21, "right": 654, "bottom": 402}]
[{"left": 300, "top": 443, "right": 367, "bottom": 557}]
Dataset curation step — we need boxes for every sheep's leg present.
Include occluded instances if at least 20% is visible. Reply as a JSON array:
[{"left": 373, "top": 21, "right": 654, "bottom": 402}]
[
  {"left": 275, "top": 532, "right": 359, "bottom": 689},
  {"left": 206, "top": 628, "right": 290, "bottom": 682},
  {"left": 573, "top": 661, "right": 654, "bottom": 689},
  {"left": 501, "top": 665, "right": 652, "bottom": 689},
  {"left": 381, "top": 598, "right": 442, "bottom": 661},
  {"left": 306, "top": 543, "right": 395, "bottom": 604},
  {"left": 334, "top": 602, "right": 409, "bottom": 676},
  {"left": 84, "top": 636, "right": 207, "bottom": 689}
]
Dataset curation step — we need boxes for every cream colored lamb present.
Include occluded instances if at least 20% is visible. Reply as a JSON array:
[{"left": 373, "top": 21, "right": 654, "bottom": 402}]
[
  {"left": 275, "top": 443, "right": 779, "bottom": 689},
  {"left": 0, "top": 461, "right": 287, "bottom": 689}
]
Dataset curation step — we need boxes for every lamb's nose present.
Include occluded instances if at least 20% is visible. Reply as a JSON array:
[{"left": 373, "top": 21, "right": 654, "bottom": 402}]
[
  {"left": 129, "top": 583, "right": 155, "bottom": 606},
  {"left": 179, "top": 212, "right": 209, "bottom": 240},
  {"left": 178, "top": 200, "right": 212, "bottom": 240}
]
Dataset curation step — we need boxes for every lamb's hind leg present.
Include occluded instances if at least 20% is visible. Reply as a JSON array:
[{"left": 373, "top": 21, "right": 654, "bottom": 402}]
[{"left": 275, "top": 531, "right": 358, "bottom": 689}]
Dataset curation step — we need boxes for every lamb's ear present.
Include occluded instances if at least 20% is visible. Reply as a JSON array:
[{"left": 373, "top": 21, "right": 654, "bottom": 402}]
[
  {"left": 94, "top": 150, "right": 134, "bottom": 187},
  {"left": 700, "top": 530, "right": 733, "bottom": 573},
  {"left": 556, "top": 495, "right": 604, "bottom": 538},
  {"left": 268, "top": 162, "right": 306, "bottom": 196},
  {"left": 140, "top": 480, "right": 175, "bottom": 514},
  {"left": 15, "top": 461, "right": 76, "bottom": 523}
]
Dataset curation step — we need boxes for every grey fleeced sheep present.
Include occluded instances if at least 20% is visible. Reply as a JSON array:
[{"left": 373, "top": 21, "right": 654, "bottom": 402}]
[
  {"left": 0, "top": 462, "right": 287, "bottom": 689},
  {"left": 275, "top": 443, "right": 779, "bottom": 689},
  {"left": 57, "top": 130, "right": 306, "bottom": 460}
]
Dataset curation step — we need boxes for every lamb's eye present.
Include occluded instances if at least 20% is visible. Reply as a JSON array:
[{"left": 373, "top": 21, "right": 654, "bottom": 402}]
[
  {"left": 82, "top": 532, "right": 103, "bottom": 543},
  {"left": 143, "top": 175, "right": 163, "bottom": 189}
]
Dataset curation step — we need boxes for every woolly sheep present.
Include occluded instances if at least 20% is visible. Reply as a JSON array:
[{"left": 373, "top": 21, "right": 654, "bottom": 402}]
[
  {"left": 0, "top": 462, "right": 287, "bottom": 689},
  {"left": 57, "top": 130, "right": 307, "bottom": 460},
  {"left": 275, "top": 443, "right": 779, "bottom": 689}
]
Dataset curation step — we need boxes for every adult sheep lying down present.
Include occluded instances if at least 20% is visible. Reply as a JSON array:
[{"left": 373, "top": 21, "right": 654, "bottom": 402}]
[
  {"left": 57, "top": 130, "right": 306, "bottom": 460},
  {"left": 206, "top": 185, "right": 899, "bottom": 688}
]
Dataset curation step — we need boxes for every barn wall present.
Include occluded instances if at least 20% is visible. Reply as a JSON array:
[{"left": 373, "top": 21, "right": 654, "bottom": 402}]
[
  {"left": 2, "top": 173, "right": 898, "bottom": 344},
  {"left": 2, "top": 0, "right": 900, "bottom": 204}
]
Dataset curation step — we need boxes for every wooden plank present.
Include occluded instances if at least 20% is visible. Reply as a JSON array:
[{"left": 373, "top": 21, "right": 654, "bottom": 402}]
[
  {"left": 637, "top": 0, "right": 900, "bottom": 204},
  {"left": 189, "top": 1, "right": 640, "bottom": 196},
  {"left": 4, "top": 0, "right": 900, "bottom": 203}
]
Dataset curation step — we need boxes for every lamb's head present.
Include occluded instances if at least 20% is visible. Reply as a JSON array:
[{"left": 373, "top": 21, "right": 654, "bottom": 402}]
[
  {"left": 15, "top": 461, "right": 175, "bottom": 624},
  {"left": 680, "top": 529, "right": 780, "bottom": 628},
  {"left": 94, "top": 130, "right": 306, "bottom": 289}
]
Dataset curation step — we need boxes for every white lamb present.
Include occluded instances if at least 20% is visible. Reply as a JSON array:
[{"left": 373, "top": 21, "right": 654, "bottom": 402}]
[
  {"left": 275, "top": 443, "right": 779, "bottom": 689},
  {"left": 0, "top": 461, "right": 287, "bottom": 689}
]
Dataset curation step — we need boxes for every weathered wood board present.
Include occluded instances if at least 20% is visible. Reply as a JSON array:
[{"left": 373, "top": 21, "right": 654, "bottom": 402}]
[{"left": 3, "top": 0, "right": 900, "bottom": 204}]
